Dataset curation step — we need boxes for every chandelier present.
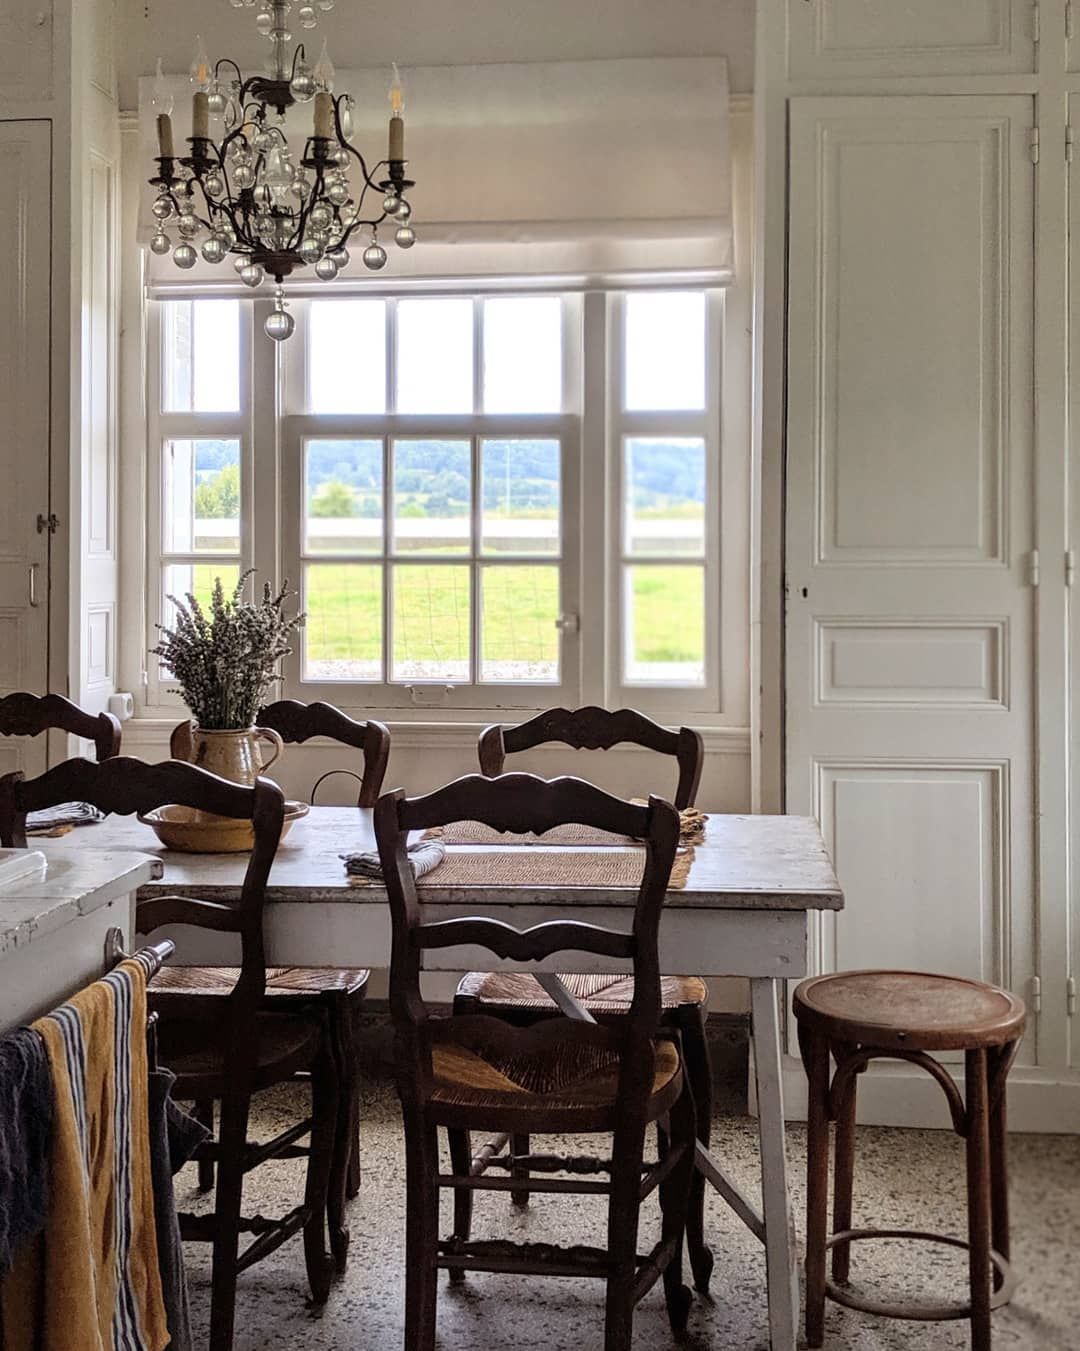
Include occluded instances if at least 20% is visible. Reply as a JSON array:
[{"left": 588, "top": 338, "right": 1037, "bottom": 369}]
[{"left": 148, "top": 0, "right": 416, "bottom": 341}]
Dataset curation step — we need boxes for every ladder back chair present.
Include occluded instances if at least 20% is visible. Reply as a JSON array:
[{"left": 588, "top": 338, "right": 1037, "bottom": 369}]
[
  {"left": 377, "top": 772, "right": 698, "bottom": 1351},
  {"left": 158, "top": 700, "right": 390, "bottom": 1260},
  {"left": 0, "top": 757, "right": 339, "bottom": 1351},
  {"left": 0, "top": 690, "right": 122, "bottom": 762},
  {"left": 456, "top": 705, "right": 714, "bottom": 1289}
]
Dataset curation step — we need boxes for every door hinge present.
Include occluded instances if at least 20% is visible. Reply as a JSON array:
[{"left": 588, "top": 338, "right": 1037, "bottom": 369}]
[
  {"left": 1029, "top": 975, "right": 1042, "bottom": 1014},
  {"left": 1067, "top": 550, "right": 1077, "bottom": 586},
  {"left": 1025, "top": 548, "right": 1040, "bottom": 586},
  {"left": 1033, "top": 1, "right": 1041, "bottom": 41},
  {"left": 1068, "top": 124, "right": 1075, "bottom": 163},
  {"left": 36, "top": 512, "right": 59, "bottom": 535},
  {"left": 1068, "top": 976, "right": 1077, "bottom": 1017},
  {"left": 1029, "top": 126, "right": 1040, "bottom": 164}
]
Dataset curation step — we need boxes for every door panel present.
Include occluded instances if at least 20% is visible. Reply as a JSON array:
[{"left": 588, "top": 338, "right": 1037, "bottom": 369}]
[
  {"left": 0, "top": 122, "right": 51, "bottom": 777},
  {"left": 788, "top": 0, "right": 1035, "bottom": 78},
  {"left": 786, "top": 98, "right": 1036, "bottom": 1063}
]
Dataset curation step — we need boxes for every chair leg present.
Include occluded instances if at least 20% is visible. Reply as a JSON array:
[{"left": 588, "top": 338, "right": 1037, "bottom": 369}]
[
  {"left": 965, "top": 1048, "right": 993, "bottom": 1351},
  {"left": 830, "top": 1046, "right": 858, "bottom": 1285},
  {"left": 510, "top": 1132, "right": 531, "bottom": 1207},
  {"left": 604, "top": 1121, "right": 646, "bottom": 1351},
  {"left": 208, "top": 1089, "right": 251, "bottom": 1351},
  {"left": 347, "top": 1001, "right": 363, "bottom": 1200},
  {"left": 988, "top": 1045, "right": 1011, "bottom": 1291},
  {"left": 676, "top": 1003, "right": 714, "bottom": 1293},
  {"left": 303, "top": 1040, "right": 339, "bottom": 1305},
  {"left": 403, "top": 1113, "right": 440, "bottom": 1351},
  {"left": 659, "top": 1082, "right": 696, "bottom": 1335},
  {"left": 194, "top": 1098, "right": 215, "bottom": 1192},
  {"left": 447, "top": 1128, "right": 473, "bottom": 1245},
  {"left": 802, "top": 1024, "right": 831, "bottom": 1351},
  {"left": 327, "top": 996, "right": 357, "bottom": 1273}
]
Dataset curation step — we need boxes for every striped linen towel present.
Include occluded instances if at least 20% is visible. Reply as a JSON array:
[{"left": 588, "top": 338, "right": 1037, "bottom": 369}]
[
  {"left": 0, "top": 954, "right": 168, "bottom": 1351},
  {"left": 342, "top": 839, "right": 446, "bottom": 880}
]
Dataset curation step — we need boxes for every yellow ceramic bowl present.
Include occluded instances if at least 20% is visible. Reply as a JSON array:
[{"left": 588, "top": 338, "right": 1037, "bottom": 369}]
[{"left": 138, "top": 801, "right": 309, "bottom": 854}]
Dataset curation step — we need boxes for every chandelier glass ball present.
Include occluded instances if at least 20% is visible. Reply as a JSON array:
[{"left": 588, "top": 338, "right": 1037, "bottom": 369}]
[{"left": 148, "top": 0, "right": 418, "bottom": 340}]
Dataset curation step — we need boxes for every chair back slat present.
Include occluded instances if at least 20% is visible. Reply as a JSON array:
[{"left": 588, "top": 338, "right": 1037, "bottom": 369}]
[
  {"left": 0, "top": 691, "right": 121, "bottom": 762},
  {"left": 479, "top": 706, "right": 704, "bottom": 809},
  {"left": 375, "top": 772, "right": 680, "bottom": 1107},
  {"left": 256, "top": 699, "right": 391, "bottom": 806}
]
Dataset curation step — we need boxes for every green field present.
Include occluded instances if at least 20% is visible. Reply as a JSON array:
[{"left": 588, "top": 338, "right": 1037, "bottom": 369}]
[{"left": 184, "top": 562, "right": 703, "bottom": 679}]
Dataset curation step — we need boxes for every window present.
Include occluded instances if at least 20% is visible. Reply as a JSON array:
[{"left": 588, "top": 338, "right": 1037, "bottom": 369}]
[{"left": 148, "top": 288, "right": 721, "bottom": 717}]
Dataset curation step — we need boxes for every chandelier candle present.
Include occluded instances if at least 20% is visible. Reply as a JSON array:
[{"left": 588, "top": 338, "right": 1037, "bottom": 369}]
[{"left": 146, "top": 0, "right": 418, "bottom": 342}]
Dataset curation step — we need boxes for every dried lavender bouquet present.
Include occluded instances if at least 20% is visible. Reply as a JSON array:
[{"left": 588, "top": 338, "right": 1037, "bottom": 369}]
[{"left": 152, "top": 571, "right": 305, "bottom": 730}]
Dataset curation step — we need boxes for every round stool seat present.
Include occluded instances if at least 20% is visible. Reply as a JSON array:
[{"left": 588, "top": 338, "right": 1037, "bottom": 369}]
[{"left": 794, "top": 970, "right": 1026, "bottom": 1052}]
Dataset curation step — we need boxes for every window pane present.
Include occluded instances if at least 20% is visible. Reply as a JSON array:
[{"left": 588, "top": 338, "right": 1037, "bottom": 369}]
[
  {"left": 481, "top": 439, "right": 560, "bottom": 556},
  {"left": 392, "top": 565, "right": 471, "bottom": 682},
  {"left": 303, "top": 563, "right": 383, "bottom": 682},
  {"left": 164, "top": 439, "right": 241, "bottom": 554},
  {"left": 396, "top": 298, "right": 473, "bottom": 413},
  {"left": 623, "top": 565, "right": 705, "bottom": 685},
  {"left": 624, "top": 292, "right": 706, "bottom": 412},
  {"left": 483, "top": 297, "right": 562, "bottom": 413},
  {"left": 392, "top": 439, "right": 471, "bottom": 554},
  {"left": 304, "top": 440, "right": 383, "bottom": 555},
  {"left": 624, "top": 437, "right": 705, "bottom": 557},
  {"left": 162, "top": 564, "right": 241, "bottom": 631},
  {"left": 162, "top": 300, "right": 240, "bottom": 412},
  {"left": 308, "top": 299, "right": 386, "bottom": 413},
  {"left": 480, "top": 566, "right": 559, "bottom": 683}
]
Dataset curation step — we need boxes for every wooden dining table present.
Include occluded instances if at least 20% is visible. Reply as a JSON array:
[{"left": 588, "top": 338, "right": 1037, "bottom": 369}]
[{"left": 43, "top": 806, "right": 842, "bottom": 1351}]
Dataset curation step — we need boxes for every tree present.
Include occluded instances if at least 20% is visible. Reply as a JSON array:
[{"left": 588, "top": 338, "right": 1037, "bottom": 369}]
[
  {"left": 310, "top": 480, "right": 358, "bottom": 518},
  {"left": 195, "top": 463, "right": 240, "bottom": 519}
]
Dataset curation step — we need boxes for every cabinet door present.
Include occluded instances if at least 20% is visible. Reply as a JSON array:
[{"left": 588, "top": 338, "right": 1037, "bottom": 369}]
[
  {"left": 788, "top": 0, "right": 1035, "bottom": 77},
  {"left": 785, "top": 98, "right": 1037, "bottom": 1062},
  {"left": 0, "top": 122, "right": 51, "bottom": 779},
  {"left": 1070, "top": 95, "right": 1080, "bottom": 1071},
  {"left": 0, "top": 3, "right": 53, "bottom": 101}
]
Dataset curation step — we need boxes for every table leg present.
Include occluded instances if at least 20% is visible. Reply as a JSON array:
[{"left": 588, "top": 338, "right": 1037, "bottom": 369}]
[{"left": 751, "top": 977, "right": 800, "bottom": 1351}]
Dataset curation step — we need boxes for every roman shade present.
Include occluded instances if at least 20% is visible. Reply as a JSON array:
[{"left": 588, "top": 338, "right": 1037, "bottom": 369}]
[{"left": 138, "top": 55, "right": 732, "bottom": 291}]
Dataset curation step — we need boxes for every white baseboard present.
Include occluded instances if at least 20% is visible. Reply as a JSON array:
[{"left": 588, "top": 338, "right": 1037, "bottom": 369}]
[{"left": 772, "top": 1056, "right": 1080, "bottom": 1135}]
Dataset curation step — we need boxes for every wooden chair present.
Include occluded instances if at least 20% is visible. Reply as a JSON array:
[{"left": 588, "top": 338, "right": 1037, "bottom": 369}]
[
  {"left": 0, "top": 756, "right": 339, "bottom": 1351},
  {"left": 454, "top": 706, "right": 714, "bottom": 1289},
  {"left": 0, "top": 690, "right": 121, "bottom": 761},
  {"left": 794, "top": 970, "right": 1026, "bottom": 1351},
  {"left": 157, "top": 700, "right": 391, "bottom": 1266},
  {"left": 376, "top": 771, "right": 698, "bottom": 1351}
]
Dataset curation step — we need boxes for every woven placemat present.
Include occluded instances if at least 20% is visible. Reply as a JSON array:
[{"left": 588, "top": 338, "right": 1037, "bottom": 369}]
[{"left": 395, "top": 846, "right": 694, "bottom": 890}]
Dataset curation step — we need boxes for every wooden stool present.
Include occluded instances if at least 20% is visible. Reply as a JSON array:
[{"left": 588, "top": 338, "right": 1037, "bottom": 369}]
[{"left": 793, "top": 970, "right": 1026, "bottom": 1351}]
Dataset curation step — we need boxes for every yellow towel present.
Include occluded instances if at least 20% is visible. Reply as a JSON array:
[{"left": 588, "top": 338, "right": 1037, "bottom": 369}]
[{"left": 1, "top": 956, "right": 168, "bottom": 1351}]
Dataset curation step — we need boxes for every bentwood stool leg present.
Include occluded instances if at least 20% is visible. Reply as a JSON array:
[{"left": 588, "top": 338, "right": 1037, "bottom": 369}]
[
  {"left": 801, "top": 1024, "right": 831, "bottom": 1350},
  {"left": 966, "top": 1048, "right": 993, "bottom": 1351},
  {"left": 989, "top": 1043, "right": 1013, "bottom": 1290},
  {"left": 327, "top": 992, "right": 357, "bottom": 1273},
  {"left": 830, "top": 1044, "right": 859, "bottom": 1286}
]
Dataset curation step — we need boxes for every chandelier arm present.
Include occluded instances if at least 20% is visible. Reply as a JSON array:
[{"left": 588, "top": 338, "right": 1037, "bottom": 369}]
[
  {"left": 289, "top": 44, "right": 306, "bottom": 84},
  {"left": 215, "top": 58, "right": 243, "bottom": 89}
]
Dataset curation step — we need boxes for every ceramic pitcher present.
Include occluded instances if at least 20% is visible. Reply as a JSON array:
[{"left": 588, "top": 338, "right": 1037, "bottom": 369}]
[{"left": 169, "top": 720, "right": 284, "bottom": 786}]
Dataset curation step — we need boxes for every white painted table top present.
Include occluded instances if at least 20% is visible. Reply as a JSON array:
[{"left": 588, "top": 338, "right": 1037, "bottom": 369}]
[
  {"left": 0, "top": 848, "right": 162, "bottom": 958},
  {"left": 42, "top": 809, "right": 843, "bottom": 913}
]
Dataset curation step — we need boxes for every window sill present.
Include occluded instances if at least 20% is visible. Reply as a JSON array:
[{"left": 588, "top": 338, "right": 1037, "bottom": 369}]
[{"left": 121, "top": 715, "right": 751, "bottom": 757}]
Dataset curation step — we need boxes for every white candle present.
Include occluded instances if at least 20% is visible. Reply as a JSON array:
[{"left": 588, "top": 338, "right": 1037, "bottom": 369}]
[
  {"left": 314, "top": 91, "right": 334, "bottom": 140},
  {"left": 192, "top": 91, "right": 209, "bottom": 141},
  {"left": 156, "top": 113, "right": 175, "bottom": 159}
]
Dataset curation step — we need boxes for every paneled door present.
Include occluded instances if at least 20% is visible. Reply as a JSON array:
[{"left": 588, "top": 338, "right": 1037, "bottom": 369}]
[
  {"left": 1070, "top": 94, "right": 1080, "bottom": 1074},
  {"left": 785, "top": 98, "right": 1037, "bottom": 1078},
  {"left": 0, "top": 122, "right": 51, "bottom": 778}
]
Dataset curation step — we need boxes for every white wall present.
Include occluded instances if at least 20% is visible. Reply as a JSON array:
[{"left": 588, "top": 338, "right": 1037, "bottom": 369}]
[{"left": 117, "top": 0, "right": 754, "bottom": 109}]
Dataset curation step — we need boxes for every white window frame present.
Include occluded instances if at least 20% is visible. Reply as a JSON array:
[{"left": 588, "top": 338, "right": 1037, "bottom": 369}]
[{"left": 142, "top": 285, "right": 726, "bottom": 722}]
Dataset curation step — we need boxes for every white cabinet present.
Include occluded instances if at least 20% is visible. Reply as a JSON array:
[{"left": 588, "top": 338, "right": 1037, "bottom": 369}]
[
  {"left": 0, "top": 1, "right": 53, "bottom": 100},
  {"left": 0, "top": 121, "right": 51, "bottom": 779},
  {"left": 785, "top": 98, "right": 1037, "bottom": 1062},
  {"left": 787, "top": 0, "right": 1036, "bottom": 77}
]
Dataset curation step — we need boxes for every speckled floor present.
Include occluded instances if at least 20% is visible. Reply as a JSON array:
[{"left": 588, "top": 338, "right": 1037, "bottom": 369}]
[{"left": 179, "top": 1080, "right": 1080, "bottom": 1351}]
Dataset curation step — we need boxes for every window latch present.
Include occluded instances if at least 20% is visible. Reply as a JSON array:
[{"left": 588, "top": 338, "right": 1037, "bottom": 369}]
[
  {"left": 407, "top": 684, "right": 454, "bottom": 707},
  {"left": 555, "top": 612, "right": 580, "bottom": 634}
]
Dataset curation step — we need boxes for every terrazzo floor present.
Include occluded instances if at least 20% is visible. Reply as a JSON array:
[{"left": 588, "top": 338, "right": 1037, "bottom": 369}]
[{"left": 180, "top": 1080, "right": 1080, "bottom": 1351}]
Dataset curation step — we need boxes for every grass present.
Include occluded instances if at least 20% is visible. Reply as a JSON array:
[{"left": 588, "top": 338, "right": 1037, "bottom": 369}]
[{"left": 185, "top": 562, "right": 703, "bottom": 677}]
